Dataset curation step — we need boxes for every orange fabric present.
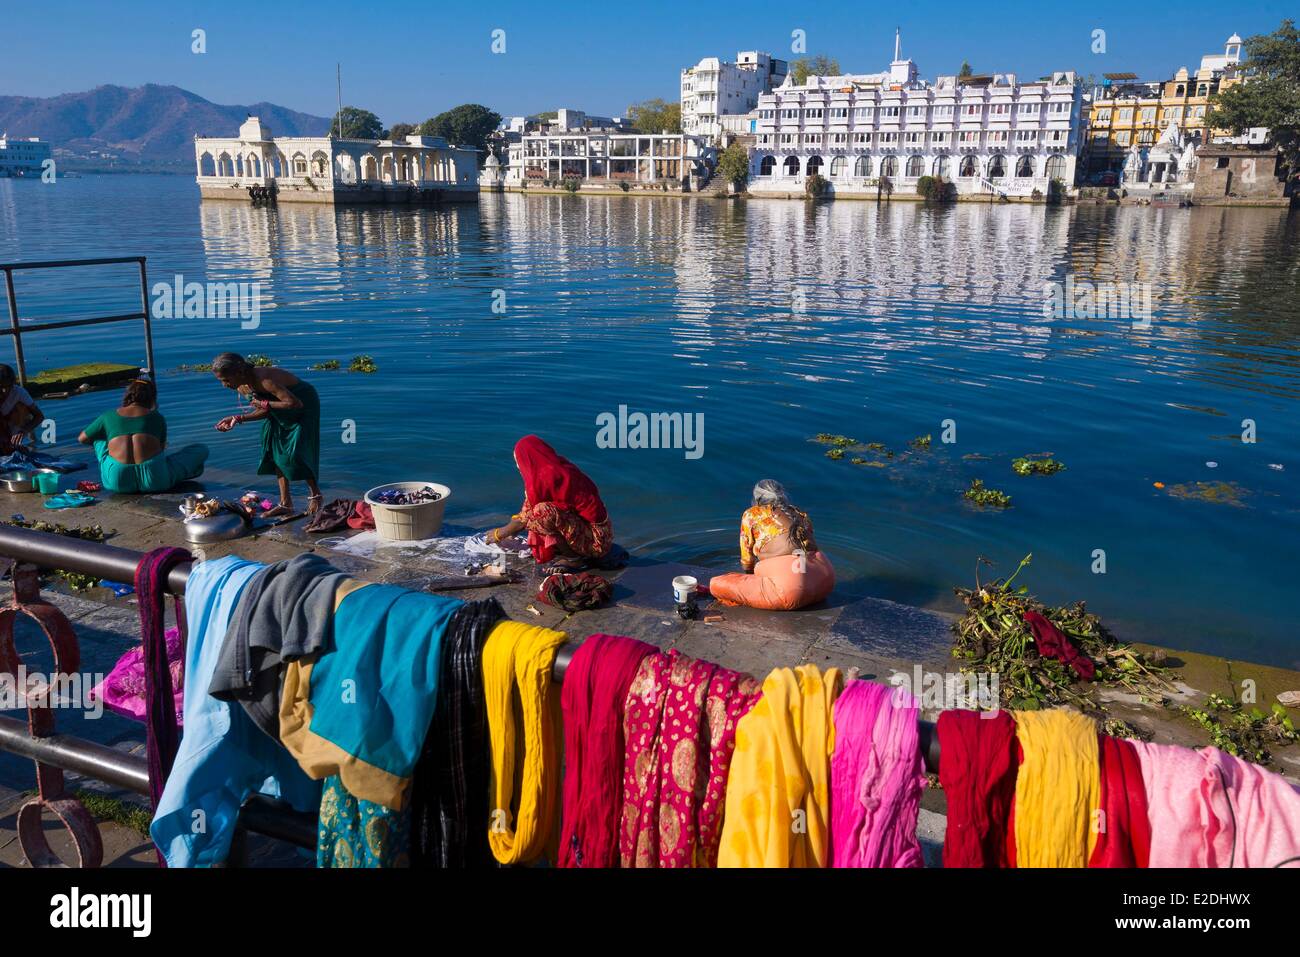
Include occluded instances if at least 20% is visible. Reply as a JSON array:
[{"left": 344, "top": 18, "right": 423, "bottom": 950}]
[{"left": 709, "top": 551, "right": 835, "bottom": 611}]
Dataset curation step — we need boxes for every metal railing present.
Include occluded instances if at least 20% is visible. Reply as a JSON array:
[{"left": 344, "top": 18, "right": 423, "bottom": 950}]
[
  {"left": 0, "top": 523, "right": 942, "bottom": 866},
  {"left": 0, "top": 256, "right": 156, "bottom": 389}
]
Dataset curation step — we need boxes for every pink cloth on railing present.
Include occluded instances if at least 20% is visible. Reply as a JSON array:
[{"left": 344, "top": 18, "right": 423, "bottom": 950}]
[
  {"left": 1131, "top": 741, "right": 1300, "bottom": 868},
  {"left": 89, "top": 626, "right": 184, "bottom": 726}
]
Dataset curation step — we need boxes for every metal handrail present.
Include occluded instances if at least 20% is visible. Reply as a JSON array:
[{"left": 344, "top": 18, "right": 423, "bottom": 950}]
[
  {"left": 0, "top": 523, "right": 943, "bottom": 863},
  {"left": 0, "top": 256, "right": 155, "bottom": 389}
]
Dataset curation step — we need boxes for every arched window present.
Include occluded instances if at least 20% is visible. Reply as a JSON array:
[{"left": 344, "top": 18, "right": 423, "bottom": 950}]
[
  {"left": 829, "top": 156, "right": 845, "bottom": 177},
  {"left": 783, "top": 155, "right": 799, "bottom": 176},
  {"left": 361, "top": 154, "right": 378, "bottom": 180},
  {"left": 880, "top": 155, "right": 898, "bottom": 178},
  {"left": 854, "top": 154, "right": 872, "bottom": 177},
  {"left": 959, "top": 155, "right": 977, "bottom": 177},
  {"left": 312, "top": 151, "right": 329, "bottom": 177},
  {"left": 292, "top": 152, "right": 308, "bottom": 175},
  {"left": 217, "top": 152, "right": 233, "bottom": 176},
  {"left": 198, "top": 153, "right": 216, "bottom": 177},
  {"left": 1015, "top": 155, "right": 1035, "bottom": 178},
  {"left": 933, "top": 155, "right": 949, "bottom": 178},
  {"left": 235, "top": 154, "right": 245, "bottom": 176},
  {"left": 987, "top": 154, "right": 1007, "bottom": 178},
  {"left": 905, "top": 155, "right": 924, "bottom": 177},
  {"left": 806, "top": 155, "right": 824, "bottom": 176},
  {"left": 759, "top": 155, "right": 775, "bottom": 176},
  {"left": 1175, "top": 84, "right": 1185, "bottom": 96},
  {"left": 248, "top": 154, "right": 261, "bottom": 177},
  {"left": 1045, "top": 155, "right": 1066, "bottom": 180}
]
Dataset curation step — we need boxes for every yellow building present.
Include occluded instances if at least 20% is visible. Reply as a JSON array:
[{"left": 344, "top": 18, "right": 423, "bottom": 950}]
[{"left": 1085, "top": 33, "right": 1245, "bottom": 174}]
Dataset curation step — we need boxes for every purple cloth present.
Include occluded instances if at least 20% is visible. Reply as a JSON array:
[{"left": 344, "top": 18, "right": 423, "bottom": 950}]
[
  {"left": 90, "top": 626, "right": 184, "bottom": 725},
  {"left": 136, "top": 546, "right": 192, "bottom": 867}
]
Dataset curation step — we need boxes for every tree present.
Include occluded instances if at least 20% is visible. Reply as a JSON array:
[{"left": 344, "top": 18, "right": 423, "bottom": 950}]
[
  {"left": 958, "top": 61, "right": 973, "bottom": 79},
  {"left": 332, "top": 106, "right": 383, "bottom": 139},
  {"left": 715, "top": 142, "right": 750, "bottom": 188},
  {"left": 805, "top": 172, "right": 828, "bottom": 198},
  {"left": 791, "top": 55, "right": 841, "bottom": 85},
  {"left": 1208, "top": 20, "right": 1300, "bottom": 175},
  {"left": 417, "top": 104, "right": 503, "bottom": 159},
  {"left": 387, "top": 122, "right": 417, "bottom": 141},
  {"left": 626, "top": 99, "right": 682, "bottom": 134}
]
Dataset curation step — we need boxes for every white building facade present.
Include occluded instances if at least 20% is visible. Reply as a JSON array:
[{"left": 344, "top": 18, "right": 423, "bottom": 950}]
[
  {"left": 682, "top": 51, "right": 788, "bottom": 141},
  {"left": 0, "top": 136, "right": 52, "bottom": 176},
  {"left": 748, "top": 43, "right": 1083, "bottom": 200},
  {"left": 503, "top": 131, "right": 714, "bottom": 188},
  {"left": 194, "top": 117, "right": 480, "bottom": 204}
]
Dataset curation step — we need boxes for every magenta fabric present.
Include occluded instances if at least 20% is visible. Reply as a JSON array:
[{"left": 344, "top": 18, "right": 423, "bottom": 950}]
[
  {"left": 1134, "top": 740, "right": 1300, "bottom": 868},
  {"left": 90, "top": 626, "right": 184, "bottom": 725},
  {"left": 830, "top": 680, "right": 926, "bottom": 868}
]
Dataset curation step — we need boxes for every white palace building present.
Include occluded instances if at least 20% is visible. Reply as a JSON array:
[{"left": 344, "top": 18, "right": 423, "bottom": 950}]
[
  {"left": 194, "top": 117, "right": 480, "bottom": 204},
  {"left": 748, "top": 35, "right": 1083, "bottom": 200}
]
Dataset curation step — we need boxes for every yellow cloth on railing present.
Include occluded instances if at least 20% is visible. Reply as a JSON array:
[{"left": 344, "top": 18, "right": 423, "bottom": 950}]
[
  {"left": 718, "top": 664, "right": 843, "bottom": 868},
  {"left": 1012, "top": 708, "right": 1101, "bottom": 867},
  {"left": 483, "top": 619, "right": 568, "bottom": 865}
]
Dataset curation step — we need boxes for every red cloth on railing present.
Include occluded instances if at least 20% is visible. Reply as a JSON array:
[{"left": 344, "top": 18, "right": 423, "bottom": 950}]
[
  {"left": 937, "top": 709, "right": 1018, "bottom": 868},
  {"left": 1088, "top": 734, "right": 1151, "bottom": 868}
]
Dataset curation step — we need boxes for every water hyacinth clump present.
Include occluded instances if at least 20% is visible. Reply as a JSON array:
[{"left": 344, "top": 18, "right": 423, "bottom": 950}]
[
  {"left": 1012, "top": 456, "right": 1066, "bottom": 476},
  {"left": 309, "top": 359, "right": 341, "bottom": 371},
  {"left": 349, "top": 355, "right": 378, "bottom": 373},
  {"left": 964, "top": 479, "right": 1012, "bottom": 508}
]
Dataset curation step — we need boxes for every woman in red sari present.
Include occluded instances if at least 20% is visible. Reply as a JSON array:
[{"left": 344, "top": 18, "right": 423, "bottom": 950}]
[{"left": 485, "top": 435, "right": 613, "bottom": 566}]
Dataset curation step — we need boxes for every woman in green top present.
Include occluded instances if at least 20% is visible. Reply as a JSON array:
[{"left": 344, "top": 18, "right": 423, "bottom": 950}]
[
  {"left": 211, "top": 352, "right": 322, "bottom": 516},
  {"left": 78, "top": 378, "right": 209, "bottom": 493}
]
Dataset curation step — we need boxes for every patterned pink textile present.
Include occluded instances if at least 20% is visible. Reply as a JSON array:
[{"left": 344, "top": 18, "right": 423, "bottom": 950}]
[
  {"left": 89, "top": 627, "right": 184, "bottom": 725},
  {"left": 619, "top": 649, "right": 760, "bottom": 868}
]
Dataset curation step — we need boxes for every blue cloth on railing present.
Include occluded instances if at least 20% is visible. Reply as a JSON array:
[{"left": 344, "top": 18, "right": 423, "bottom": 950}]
[
  {"left": 151, "top": 555, "right": 321, "bottom": 867},
  {"left": 0, "top": 448, "right": 87, "bottom": 474}
]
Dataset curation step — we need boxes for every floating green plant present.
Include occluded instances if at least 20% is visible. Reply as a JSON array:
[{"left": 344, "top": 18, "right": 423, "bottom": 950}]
[
  {"left": 963, "top": 479, "right": 1012, "bottom": 508},
  {"left": 309, "top": 359, "right": 341, "bottom": 371},
  {"left": 825, "top": 448, "right": 845, "bottom": 460},
  {"left": 865, "top": 442, "right": 887, "bottom": 452},
  {"left": 1012, "top": 457, "right": 1066, "bottom": 476},
  {"left": 175, "top": 362, "right": 213, "bottom": 374},
  {"left": 246, "top": 354, "right": 275, "bottom": 367},
  {"left": 813, "top": 433, "right": 857, "bottom": 447},
  {"left": 349, "top": 355, "right": 378, "bottom": 373},
  {"left": 952, "top": 554, "right": 1173, "bottom": 710},
  {"left": 909, "top": 434, "right": 932, "bottom": 450},
  {"left": 1165, "top": 481, "right": 1249, "bottom": 507}
]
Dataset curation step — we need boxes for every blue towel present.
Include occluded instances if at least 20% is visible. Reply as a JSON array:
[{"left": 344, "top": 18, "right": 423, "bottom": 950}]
[
  {"left": 308, "top": 584, "right": 462, "bottom": 787},
  {"left": 151, "top": 555, "right": 321, "bottom": 867}
]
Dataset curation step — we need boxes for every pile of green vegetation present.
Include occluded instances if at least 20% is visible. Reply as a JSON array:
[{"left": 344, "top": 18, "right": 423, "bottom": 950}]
[
  {"left": 952, "top": 554, "right": 1173, "bottom": 710},
  {"left": 909, "top": 434, "right": 932, "bottom": 450},
  {"left": 1181, "top": 687, "right": 1298, "bottom": 765},
  {"left": 963, "top": 479, "right": 1012, "bottom": 508},
  {"left": 309, "top": 359, "right": 341, "bottom": 371},
  {"left": 1012, "top": 456, "right": 1066, "bottom": 476},
  {"left": 246, "top": 354, "right": 275, "bottom": 367},
  {"left": 826, "top": 448, "right": 845, "bottom": 460},
  {"left": 349, "top": 355, "right": 378, "bottom": 374},
  {"left": 1, "top": 519, "right": 112, "bottom": 592}
]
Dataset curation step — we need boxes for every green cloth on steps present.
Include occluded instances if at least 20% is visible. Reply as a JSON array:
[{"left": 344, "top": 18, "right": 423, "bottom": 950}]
[
  {"left": 94, "top": 440, "right": 209, "bottom": 494},
  {"left": 257, "top": 380, "right": 320, "bottom": 482}
]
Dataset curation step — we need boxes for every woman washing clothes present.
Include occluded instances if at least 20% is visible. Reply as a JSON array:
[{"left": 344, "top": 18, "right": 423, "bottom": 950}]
[
  {"left": 211, "top": 353, "right": 322, "bottom": 516},
  {"left": 0, "top": 364, "right": 43, "bottom": 454},
  {"left": 484, "top": 435, "right": 612, "bottom": 568},
  {"left": 708, "top": 480, "right": 835, "bottom": 611},
  {"left": 78, "top": 378, "right": 209, "bottom": 493}
]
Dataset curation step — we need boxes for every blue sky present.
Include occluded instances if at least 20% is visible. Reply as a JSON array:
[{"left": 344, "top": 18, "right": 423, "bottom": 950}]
[{"left": 0, "top": 0, "right": 1288, "bottom": 123}]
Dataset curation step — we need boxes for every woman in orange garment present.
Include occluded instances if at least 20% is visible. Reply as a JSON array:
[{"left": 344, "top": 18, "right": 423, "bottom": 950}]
[{"left": 708, "top": 480, "right": 835, "bottom": 611}]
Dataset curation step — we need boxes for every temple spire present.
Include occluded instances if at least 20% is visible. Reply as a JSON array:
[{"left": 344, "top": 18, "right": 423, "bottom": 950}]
[{"left": 894, "top": 27, "right": 901, "bottom": 62}]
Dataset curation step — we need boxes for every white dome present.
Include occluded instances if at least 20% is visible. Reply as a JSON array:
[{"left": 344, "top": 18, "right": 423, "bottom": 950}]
[
  {"left": 1227, "top": 33, "right": 1243, "bottom": 45},
  {"left": 485, "top": 153, "right": 500, "bottom": 168}
]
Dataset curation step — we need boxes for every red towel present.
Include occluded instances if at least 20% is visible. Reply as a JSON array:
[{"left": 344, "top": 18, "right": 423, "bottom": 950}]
[
  {"left": 937, "top": 710, "right": 1019, "bottom": 867},
  {"left": 1088, "top": 735, "right": 1151, "bottom": 867},
  {"left": 1023, "top": 610, "right": 1096, "bottom": 680}
]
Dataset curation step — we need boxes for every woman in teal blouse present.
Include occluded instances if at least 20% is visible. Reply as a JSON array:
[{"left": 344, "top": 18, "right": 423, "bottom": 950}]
[{"left": 78, "top": 378, "right": 209, "bottom": 493}]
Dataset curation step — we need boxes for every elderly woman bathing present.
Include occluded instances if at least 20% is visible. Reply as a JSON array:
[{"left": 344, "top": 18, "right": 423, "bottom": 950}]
[{"left": 708, "top": 479, "right": 835, "bottom": 611}]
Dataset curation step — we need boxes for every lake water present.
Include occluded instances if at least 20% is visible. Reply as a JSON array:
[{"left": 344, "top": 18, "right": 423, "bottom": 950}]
[{"left": 1, "top": 174, "right": 1297, "bottom": 667}]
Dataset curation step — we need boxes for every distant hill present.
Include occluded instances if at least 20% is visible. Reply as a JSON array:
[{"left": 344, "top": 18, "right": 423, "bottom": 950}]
[{"left": 0, "top": 84, "right": 332, "bottom": 166}]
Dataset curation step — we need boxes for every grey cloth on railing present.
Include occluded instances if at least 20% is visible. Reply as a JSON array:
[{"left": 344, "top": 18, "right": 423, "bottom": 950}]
[{"left": 208, "top": 552, "right": 350, "bottom": 739}]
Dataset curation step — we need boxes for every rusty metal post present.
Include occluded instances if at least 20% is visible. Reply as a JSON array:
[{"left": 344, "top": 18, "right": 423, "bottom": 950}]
[{"left": 0, "top": 562, "right": 103, "bottom": 867}]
